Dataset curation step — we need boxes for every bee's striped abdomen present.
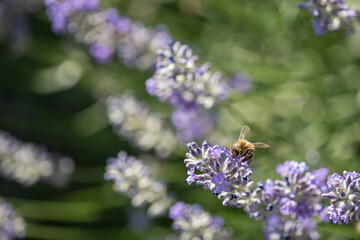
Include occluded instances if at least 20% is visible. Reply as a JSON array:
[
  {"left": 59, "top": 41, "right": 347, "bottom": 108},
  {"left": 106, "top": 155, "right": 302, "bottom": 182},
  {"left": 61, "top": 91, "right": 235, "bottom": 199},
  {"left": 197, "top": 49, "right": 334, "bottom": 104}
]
[{"left": 241, "top": 149, "right": 255, "bottom": 164}]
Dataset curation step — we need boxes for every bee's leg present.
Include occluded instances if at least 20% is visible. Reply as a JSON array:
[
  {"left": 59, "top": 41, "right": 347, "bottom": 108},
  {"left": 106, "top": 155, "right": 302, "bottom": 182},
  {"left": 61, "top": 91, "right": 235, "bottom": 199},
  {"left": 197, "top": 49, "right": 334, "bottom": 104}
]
[
  {"left": 241, "top": 149, "right": 249, "bottom": 157},
  {"left": 244, "top": 152, "right": 254, "bottom": 164},
  {"left": 230, "top": 146, "right": 239, "bottom": 158}
]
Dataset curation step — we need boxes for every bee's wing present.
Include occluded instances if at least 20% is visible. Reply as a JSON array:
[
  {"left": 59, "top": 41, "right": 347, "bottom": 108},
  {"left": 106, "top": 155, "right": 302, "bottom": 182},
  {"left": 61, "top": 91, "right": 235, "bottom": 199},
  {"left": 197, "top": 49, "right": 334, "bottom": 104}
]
[
  {"left": 253, "top": 142, "right": 270, "bottom": 148},
  {"left": 239, "top": 125, "right": 251, "bottom": 139}
]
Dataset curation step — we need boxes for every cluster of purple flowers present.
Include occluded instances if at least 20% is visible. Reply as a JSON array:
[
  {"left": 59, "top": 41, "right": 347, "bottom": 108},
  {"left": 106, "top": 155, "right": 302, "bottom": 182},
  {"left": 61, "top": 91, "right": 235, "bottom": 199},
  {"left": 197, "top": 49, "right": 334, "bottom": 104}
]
[
  {"left": 265, "top": 215, "right": 319, "bottom": 240},
  {"left": 322, "top": 170, "right": 360, "bottom": 224},
  {"left": 0, "top": 130, "right": 74, "bottom": 187},
  {"left": 104, "top": 151, "right": 173, "bottom": 217},
  {"left": 263, "top": 161, "right": 330, "bottom": 239},
  {"left": 184, "top": 141, "right": 268, "bottom": 218},
  {"left": 184, "top": 141, "right": 333, "bottom": 239},
  {"left": 146, "top": 42, "right": 230, "bottom": 141},
  {"left": 146, "top": 42, "right": 229, "bottom": 109},
  {"left": 169, "top": 202, "right": 232, "bottom": 240},
  {"left": 44, "top": 0, "right": 171, "bottom": 68},
  {"left": 0, "top": 198, "right": 25, "bottom": 240},
  {"left": 297, "top": 0, "right": 358, "bottom": 35}
]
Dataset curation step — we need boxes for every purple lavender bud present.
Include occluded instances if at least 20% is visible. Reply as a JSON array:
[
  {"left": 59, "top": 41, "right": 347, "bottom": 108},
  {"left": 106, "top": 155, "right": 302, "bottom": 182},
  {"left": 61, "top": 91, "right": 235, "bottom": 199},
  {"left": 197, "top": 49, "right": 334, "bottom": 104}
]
[
  {"left": 279, "top": 198, "right": 297, "bottom": 215},
  {"left": 89, "top": 43, "right": 114, "bottom": 63},
  {"left": 344, "top": 170, "right": 360, "bottom": 179},
  {"left": 264, "top": 179, "right": 274, "bottom": 196},
  {"left": 344, "top": 175, "right": 353, "bottom": 190},
  {"left": 186, "top": 168, "right": 196, "bottom": 185},
  {"left": 339, "top": 189, "right": 347, "bottom": 198},
  {"left": 322, "top": 171, "right": 360, "bottom": 224},
  {"left": 321, "top": 192, "right": 338, "bottom": 200},
  {"left": 349, "top": 180, "right": 357, "bottom": 192},
  {"left": 105, "top": 8, "right": 131, "bottom": 34}
]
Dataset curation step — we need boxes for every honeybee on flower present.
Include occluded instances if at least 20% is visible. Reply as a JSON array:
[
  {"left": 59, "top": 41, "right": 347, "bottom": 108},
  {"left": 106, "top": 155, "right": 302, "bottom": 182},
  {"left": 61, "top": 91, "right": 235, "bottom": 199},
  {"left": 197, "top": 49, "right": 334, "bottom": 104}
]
[{"left": 230, "top": 125, "right": 269, "bottom": 165}]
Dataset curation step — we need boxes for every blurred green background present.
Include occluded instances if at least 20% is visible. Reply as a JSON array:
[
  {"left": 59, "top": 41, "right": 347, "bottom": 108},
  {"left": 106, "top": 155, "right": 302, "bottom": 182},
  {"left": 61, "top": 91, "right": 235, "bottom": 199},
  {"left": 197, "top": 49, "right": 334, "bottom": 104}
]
[{"left": 1, "top": 0, "right": 360, "bottom": 239}]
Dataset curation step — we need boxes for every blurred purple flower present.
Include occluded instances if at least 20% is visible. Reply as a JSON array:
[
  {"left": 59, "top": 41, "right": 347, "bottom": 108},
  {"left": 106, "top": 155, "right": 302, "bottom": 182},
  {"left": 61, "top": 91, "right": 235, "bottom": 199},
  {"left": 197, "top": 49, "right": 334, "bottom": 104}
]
[
  {"left": 265, "top": 215, "right": 319, "bottom": 240},
  {"left": 106, "top": 93, "right": 177, "bottom": 157},
  {"left": 0, "top": 198, "right": 25, "bottom": 240},
  {"left": 45, "top": 0, "right": 171, "bottom": 69},
  {"left": 211, "top": 217, "right": 224, "bottom": 228},
  {"left": 298, "top": 0, "right": 358, "bottom": 35},
  {"left": 146, "top": 41, "right": 229, "bottom": 109},
  {"left": 104, "top": 151, "right": 173, "bottom": 217},
  {"left": 89, "top": 44, "right": 114, "bottom": 63},
  {"left": 276, "top": 160, "right": 309, "bottom": 177},
  {"left": 171, "top": 107, "right": 215, "bottom": 142},
  {"left": 231, "top": 73, "right": 253, "bottom": 93},
  {"left": 309, "top": 167, "right": 329, "bottom": 192},
  {"left": 169, "top": 202, "right": 186, "bottom": 220},
  {"left": 170, "top": 202, "right": 232, "bottom": 239},
  {"left": 0, "top": 130, "right": 74, "bottom": 187}
]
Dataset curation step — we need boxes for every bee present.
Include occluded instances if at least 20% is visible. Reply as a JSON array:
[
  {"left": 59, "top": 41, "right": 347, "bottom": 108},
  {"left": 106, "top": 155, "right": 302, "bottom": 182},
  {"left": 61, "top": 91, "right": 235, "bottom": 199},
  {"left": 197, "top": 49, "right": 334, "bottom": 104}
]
[{"left": 230, "top": 125, "right": 269, "bottom": 165}]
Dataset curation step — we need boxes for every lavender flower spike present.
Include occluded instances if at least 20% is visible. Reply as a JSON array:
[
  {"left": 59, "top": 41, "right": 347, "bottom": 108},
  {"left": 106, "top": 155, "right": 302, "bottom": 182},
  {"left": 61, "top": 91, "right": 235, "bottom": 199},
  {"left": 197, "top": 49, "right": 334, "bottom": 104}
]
[
  {"left": 104, "top": 151, "right": 173, "bottom": 217},
  {"left": 169, "top": 202, "right": 232, "bottom": 240},
  {"left": 0, "top": 198, "right": 26, "bottom": 240},
  {"left": 322, "top": 170, "right": 360, "bottom": 224},
  {"left": 297, "top": 0, "right": 358, "bottom": 35},
  {"left": 271, "top": 161, "right": 327, "bottom": 219},
  {"left": 106, "top": 92, "right": 177, "bottom": 157},
  {"left": 0, "top": 130, "right": 74, "bottom": 187},
  {"left": 184, "top": 141, "right": 268, "bottom": 217},
  {"left": 146, "top": 41, "right": 229, "bottom": 109},
  {"left": 265, "top": 215, "right": 319, "bottom": 240},
  {"left": 45, "top": 0, "right": 171, "bottom": 68},
  {"left": 184, "top": 138, "right": 331, "bottom": 238}
]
